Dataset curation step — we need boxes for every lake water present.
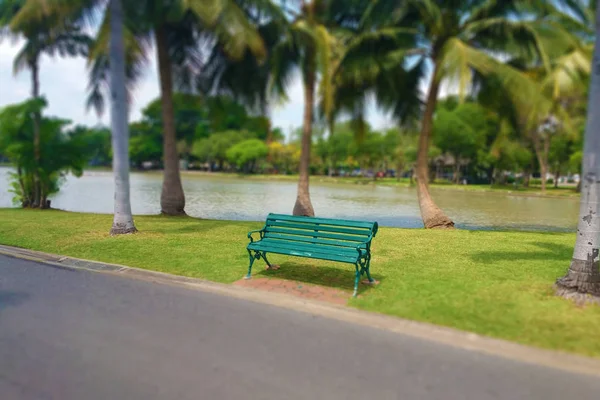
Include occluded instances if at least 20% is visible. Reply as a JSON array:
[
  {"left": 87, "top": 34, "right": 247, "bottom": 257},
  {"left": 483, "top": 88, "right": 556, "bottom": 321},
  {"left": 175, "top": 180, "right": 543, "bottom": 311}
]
[{"left": 0, "top": 167, "right": 579, "bottom": 232}]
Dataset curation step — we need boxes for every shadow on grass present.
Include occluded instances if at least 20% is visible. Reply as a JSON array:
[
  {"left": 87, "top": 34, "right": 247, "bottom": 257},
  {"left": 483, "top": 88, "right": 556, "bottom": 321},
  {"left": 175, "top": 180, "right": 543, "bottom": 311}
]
[
  {"left": 141, "top": 215, "right": 258, "bottom": 234},
  {"left": 255, "top": 261, "right": 384, "bottom": 295},
  {"left": 470, "top": 241, "right": 573, "bottom": 263}
]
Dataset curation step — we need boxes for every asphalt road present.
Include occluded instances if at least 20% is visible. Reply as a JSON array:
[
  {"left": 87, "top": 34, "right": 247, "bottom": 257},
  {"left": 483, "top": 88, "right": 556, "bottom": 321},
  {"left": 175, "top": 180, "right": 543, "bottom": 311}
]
[{"left": 1, "top": 255, "right": 598, "bottom": 400}]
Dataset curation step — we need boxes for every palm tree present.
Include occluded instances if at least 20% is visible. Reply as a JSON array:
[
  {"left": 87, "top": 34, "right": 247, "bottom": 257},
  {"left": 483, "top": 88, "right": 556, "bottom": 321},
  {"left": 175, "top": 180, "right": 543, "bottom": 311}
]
[
  {"left": 1, "top": 0, "right": 89, "bottom": 208},
  {"left": 15, "top": 0, "right": 267, "bottom": 217},
  {"left": 556, "top": 1, "right": 600, "bottom": 298},
  {"left": 12, "top": 0, "right": 138, "bottom": 233},
  {"left": 516, "top": 2, "right": 594, "bottom": 193},
  {"left": 267, "top": 0, "right": 339, "bottom": 216},
  {"left": 106, "top": 0, "right": 137, "bottom": 234},
  {"left": 87, "top": 0, "right": 267, "bottom": 215},
  {"left": 337, "top": 0, "right": 580, "bottom": 228}
]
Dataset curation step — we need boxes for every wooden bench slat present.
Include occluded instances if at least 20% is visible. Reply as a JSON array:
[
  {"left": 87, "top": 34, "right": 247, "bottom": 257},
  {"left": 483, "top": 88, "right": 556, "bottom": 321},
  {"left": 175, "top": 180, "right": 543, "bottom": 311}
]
[
  {"left": 251, "top": 239, "right": 366, "bottom": 258},
  {"left": 262, "top": 233, "right": 367, "bottom": 248},
  {"left": 267, "top": 213, "right": 377, "bottom": 230},
  {"left": 248, "top": 243, "right": 358, "bottom": 264},
  {"left": 265, "top": 227, "right": 367, "bottom": 242},
  {"left": 265, "top": 221, "right": 372, "bottom": 236}
]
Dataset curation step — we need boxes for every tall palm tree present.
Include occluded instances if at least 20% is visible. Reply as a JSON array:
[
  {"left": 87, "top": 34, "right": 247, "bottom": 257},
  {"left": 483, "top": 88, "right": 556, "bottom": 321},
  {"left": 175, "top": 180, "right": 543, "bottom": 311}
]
[
  {"left": 556, "top": 1, "right": 600, "bottom": 298},
  {"left": 268, "top": 0, "right": 338, "bottom": 216},
  {"left": 106, "top": 0, "right": 137, "bottom": 234},
  {"left": 1, "top": 0, "right": 89, "bottom": 209},
  {"left": 337, "top": 0, "right": 579, "bottom": 228},
  {"left": 12, "top": 0, "right": 138, "bottom": 233}
]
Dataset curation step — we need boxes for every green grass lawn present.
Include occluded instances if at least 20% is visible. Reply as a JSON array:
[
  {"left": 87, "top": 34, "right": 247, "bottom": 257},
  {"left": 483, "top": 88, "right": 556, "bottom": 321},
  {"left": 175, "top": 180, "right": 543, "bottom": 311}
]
[{"left": 0, "top": 208, "right": 598, "bottom": 357}]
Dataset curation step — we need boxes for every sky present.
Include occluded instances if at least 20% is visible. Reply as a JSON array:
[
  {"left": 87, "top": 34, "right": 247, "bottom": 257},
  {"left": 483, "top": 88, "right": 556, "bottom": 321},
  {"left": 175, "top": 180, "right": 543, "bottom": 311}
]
[{"left": 0, "top": 40, "right": 396, "bottom": 139}]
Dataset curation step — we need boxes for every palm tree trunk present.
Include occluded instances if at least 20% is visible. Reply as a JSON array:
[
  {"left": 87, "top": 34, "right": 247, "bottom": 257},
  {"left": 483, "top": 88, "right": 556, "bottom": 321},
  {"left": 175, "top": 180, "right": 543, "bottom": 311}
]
[
  {"left": 453, "top": 158, "right": 460, "bottom": 184},
  {"left": 16, "top": 165, "right": 30, "bottom": 207},
  {"left": 556, "top": 6, "right": 600, "bottom": 299},
  {"left": 155, "top": 24, "right": 186, "bottom": 216},
  {"left": 108, "top": 0, "right": 137, "bottom": 235},
  {"left": 266, "top": 117, "right": 273, "bottom": 163},
  {"left": 30, "top": 59, "right": 41, "bottom": 208},
  {"left": 293, "top": 65, "right": 316, "bottom": 217},
  {"left": 533, "top": 134, "right": 549, "bottom": 192},
  {"left": 416, "top": 63, "right": 454, "bottom": 228}
]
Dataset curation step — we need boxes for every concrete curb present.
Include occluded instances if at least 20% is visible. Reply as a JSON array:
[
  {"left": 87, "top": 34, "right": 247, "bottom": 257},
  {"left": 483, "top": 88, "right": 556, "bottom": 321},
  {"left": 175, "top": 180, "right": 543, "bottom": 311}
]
[{"left": 1, "top": 244, "right": 600, "bottom": 377}]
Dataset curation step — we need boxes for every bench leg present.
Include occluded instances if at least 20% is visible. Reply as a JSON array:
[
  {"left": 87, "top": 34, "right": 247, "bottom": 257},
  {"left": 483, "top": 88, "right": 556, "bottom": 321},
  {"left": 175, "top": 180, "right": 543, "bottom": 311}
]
[
  {"left": 353, "top": 264, "right": 360, "bottom": 297},
  {"left": 245, "top": 250, "right": 258, "bottom": 279},
  {"left": 364, "top": 256, "right": 375, "bottom": 283},
  {"left": 261, "top": 252, "right": 272, "bottom": 268}
]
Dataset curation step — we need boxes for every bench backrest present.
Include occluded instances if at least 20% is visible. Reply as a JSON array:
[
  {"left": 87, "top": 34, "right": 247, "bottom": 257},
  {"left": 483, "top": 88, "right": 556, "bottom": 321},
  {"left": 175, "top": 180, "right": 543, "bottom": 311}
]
[{"left": 263, "top": 214, "right": 378, "bottom": 248}]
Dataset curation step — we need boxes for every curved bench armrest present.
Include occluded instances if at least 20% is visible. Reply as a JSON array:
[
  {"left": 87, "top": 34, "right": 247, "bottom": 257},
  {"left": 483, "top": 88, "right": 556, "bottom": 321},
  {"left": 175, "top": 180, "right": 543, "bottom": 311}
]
[
  {"left": 355, "top": 234, "right": 374, "bottom": 256},
  {"left": 247, "top": 229, "right": 265, "bottom": 243}
]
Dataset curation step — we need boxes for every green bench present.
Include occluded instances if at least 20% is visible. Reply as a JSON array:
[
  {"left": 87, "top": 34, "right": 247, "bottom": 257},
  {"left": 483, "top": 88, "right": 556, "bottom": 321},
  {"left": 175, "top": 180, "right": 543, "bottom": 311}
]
[{"left": 246, "top": 213, "right": 378, "bottom": 297}]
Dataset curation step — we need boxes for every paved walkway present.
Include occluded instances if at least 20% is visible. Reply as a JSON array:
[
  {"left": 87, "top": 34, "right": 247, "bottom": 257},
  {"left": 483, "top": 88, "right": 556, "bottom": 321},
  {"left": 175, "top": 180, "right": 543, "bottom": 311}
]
[{"left": 2, "top": 254, "right": 600, "bottom": 400}]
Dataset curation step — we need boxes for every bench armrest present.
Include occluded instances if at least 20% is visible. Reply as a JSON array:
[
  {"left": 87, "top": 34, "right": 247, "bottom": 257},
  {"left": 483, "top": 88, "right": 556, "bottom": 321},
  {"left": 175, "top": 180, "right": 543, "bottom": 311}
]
[
  {"left": 354, "top": 235, "right": 374, "bottom": 257},
  {"left": 247, "top": 229, "right": 265, "bottom": 243}
]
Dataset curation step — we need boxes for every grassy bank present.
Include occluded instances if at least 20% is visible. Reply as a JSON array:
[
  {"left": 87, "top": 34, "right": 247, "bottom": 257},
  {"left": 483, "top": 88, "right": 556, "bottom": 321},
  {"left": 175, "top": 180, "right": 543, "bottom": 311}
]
[{"left": 0, "top": 208, "right": 597, "bottom": 357}]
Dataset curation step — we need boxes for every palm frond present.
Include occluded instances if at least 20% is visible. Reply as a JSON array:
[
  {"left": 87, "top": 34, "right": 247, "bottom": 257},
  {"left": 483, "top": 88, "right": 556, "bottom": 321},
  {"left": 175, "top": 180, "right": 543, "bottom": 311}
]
[
  {"left": 85, "top": 9, "right": 151, "bottom": 116},
  {"left": 184, "top": 0, "right": 265, "bottom": 61},
  {"left": 540, "top": 44, "right": 592, "bottom": 99},
  {"left": 408, "top": 0, "right": 442, "bottom": 35},
  {"left": 315, "top": 24, "right": 334, "bottom": 122},
  {"left": 11, "top": 0, "right": 99, "bottom": 31},
  {"left": 438, "top": 38, "right": 551, "bottom": 122},
  {"left": 465, "top": 18, "right": 577, "bottom": 71},
  {"left": 463, "top": 0, "right": 524, "bottom": 26},
  {"left": 268, "top": 36, "right": 299, "bottom": 102},
  {"left": 12, "top": 41, "right": 33, "bottom": 75}
]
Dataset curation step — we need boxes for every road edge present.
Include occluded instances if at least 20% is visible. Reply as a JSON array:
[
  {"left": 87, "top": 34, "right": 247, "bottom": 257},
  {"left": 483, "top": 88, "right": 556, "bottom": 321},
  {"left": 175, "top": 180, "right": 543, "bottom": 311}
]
[{"left": 1, "top": 244, "right": 599, "bottom": 377}]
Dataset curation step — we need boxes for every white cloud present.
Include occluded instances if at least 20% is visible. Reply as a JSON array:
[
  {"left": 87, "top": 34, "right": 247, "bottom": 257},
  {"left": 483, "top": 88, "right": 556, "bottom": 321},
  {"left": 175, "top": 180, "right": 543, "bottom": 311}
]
[{"left": 0, "top": 40, "right": 160, "bottom": 127}]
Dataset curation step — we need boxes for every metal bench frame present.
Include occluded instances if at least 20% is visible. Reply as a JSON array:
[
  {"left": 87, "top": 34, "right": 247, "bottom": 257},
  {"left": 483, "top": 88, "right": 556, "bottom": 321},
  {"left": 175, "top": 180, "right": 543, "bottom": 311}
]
[{"left": 245, "top": 214, "right": 378, "bottom": 297}]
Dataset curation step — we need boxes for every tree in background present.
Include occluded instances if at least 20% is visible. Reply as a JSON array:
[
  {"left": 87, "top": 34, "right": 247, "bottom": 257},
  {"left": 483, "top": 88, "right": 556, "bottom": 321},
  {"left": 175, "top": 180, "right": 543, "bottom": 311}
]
[
  {"left": 109, "top": 0, "right": 266, "bottom": 216},
  {"left": 15, "top": 0, "right": 269, "bottom": 216},
  {"left": 338, "top": 0, "right": 581, "bottom": 228},
  {"left": 12, "top": 0, "right": 142, "bottom": 233},
  {"left": 434, "top": 103, "right": 488, "bottom": 183},
  {"left": 69, "top": 125, "right": 112, "bottom": 167},
  {"left": 198, "top": 2, "right": 287, "bottom": 155},
  {"left": 548, "top": 132, "right": 575, "bottom": 187},
  {"left": 269, "top": 142, "right": 300, "bottom": 175},
  {"left": 226, "top": 139, "right": 269, "bottom": 173},
  {"left": 140, "top": 94, "right": 206, "bottom": 161},
  {"left": 0, "top": 98, "right": 89, "bottom": 208},
  {"left": 1, "top": 0, "right": 90, "bottom": 208},
  {"left": 192, "top": 130, "right": 251, "bottom": 170},
  {"left": 129, "top": 94, "right": 278, "bottom": 169},
  {"left": 129, "top": 121, "right": 163, "bottom": 169}
]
